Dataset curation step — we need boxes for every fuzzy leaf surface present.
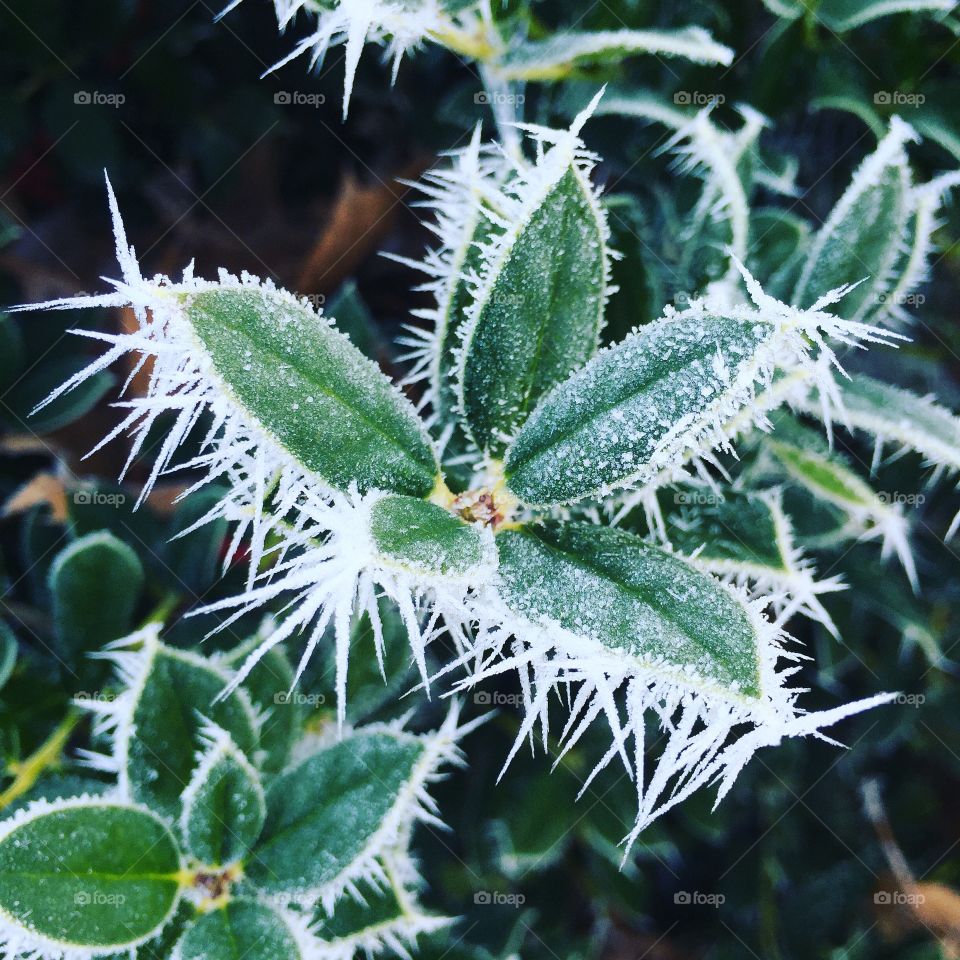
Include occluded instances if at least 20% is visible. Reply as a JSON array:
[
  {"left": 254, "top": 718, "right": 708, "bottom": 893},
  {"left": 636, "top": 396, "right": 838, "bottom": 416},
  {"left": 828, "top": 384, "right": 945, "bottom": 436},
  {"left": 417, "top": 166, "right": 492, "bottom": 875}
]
[
  {"left": 496, "top": 522, "right": 763, "bottom": 697},
  {"left": 0, "top": 801, "right": 181, "bottom": 951},
  {"left": 458, "top": 167, "right": 606, "bottom": 455},
  {"left": 185, "top": 288, "right": 438, "bottom": 497}
]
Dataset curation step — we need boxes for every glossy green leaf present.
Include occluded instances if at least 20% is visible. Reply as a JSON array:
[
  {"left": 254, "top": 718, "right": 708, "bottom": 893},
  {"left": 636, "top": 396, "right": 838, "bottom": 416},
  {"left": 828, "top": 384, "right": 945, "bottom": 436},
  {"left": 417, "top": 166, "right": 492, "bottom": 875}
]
[
  {"left": 0, "top": 800, "right": 181, "bottom": 953},
  {"left": 174, "top": 900, "right": 302, "bottom": 960},
  {"left": 503, "top": 312, "right": 774, "bottom": 506},
  {"left": 457, "top": 166, "right": 608, "bottom": 455},
  {"left": 184, "top": 288, "right": 439, "bottom": 497},
  {"left": 49, "top": 531, "right": 144, "bottom": 661},
  {"left": 495, "top": 28, "right": 733, "bottom": 80},
  {"left": 369, "top": 494, "right": 492, "bottom": 580},
  {"left": 122, "top": 636, "right": 259, "bottom": 822},
  {"left": 180, "top": 726, "right": 265, "bottom": 867},
  {"left": 792, "top": 120, "right": 914, "bottom": 320},
  {"left": 496, "top": 522, "right": 763, "bottom": 698},
  {"left": 246, "top": 729, "right": 425, "bottom": 895}
]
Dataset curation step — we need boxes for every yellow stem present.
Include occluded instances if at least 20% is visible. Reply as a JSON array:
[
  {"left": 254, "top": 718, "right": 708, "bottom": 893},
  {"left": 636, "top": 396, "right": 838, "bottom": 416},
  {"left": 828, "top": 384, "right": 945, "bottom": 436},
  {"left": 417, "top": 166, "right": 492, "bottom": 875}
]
[{"left": 0, "top": 709, "right": 84, "bottom": 811}]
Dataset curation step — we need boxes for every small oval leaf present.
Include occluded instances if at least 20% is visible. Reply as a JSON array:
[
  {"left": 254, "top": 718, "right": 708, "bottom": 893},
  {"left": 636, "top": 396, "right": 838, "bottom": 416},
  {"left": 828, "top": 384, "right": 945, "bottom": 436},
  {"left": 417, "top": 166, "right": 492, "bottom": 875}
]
[
  {"left": 180, "top": 724, "right": 265, "bottom": 867},
  {"left": 369, "top": 494, "right": 493, "bottom": 580},
  {"left": 174, "top": 900, "right": 302, "bottom": 960},
  {"left": 0, "top": 799, "right": 182, "bottom": 953},
  {"left": 246, "top": 729, "right": 426, "bottom": 896},
  {"left": 458, "top": 159, "right": 609, "bottom": 455},
  {"left": 185, "top": 287, "right": 439, "bottom": 497},
  {"left": 49, "top": 531, "right": 145, "bottom": 662},
  {"left": 496, "top": 522, "right": 763, "bottom": 698},
  {"left": 117, "top": 633, "right": 260, "bottom": 822}
]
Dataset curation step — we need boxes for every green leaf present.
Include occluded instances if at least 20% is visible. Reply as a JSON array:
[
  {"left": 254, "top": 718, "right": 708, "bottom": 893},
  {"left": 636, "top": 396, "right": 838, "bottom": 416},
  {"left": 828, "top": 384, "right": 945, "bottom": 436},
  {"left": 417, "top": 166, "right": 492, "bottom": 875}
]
[
  {"left": 327, "top": 280, "right": 380, "bottom": 360},
  {"left": 664, "top": 489, "right": 787, "bottom": 573},
  {"left": 496, "top": 522, "right": 763, "bottom": 698},
  {"left": 163, "top": 486, "right": 230, "bottom": 596},
  {"left": 749, "top": 208, "right": 811, "bottom": 302},
  {"left": 184, "top": 287, "right": 439, "bottom": 497},
  {"left": 0, "top": 621, "right": 16, "bottom": 692},
  {"left": 815, "top": 0, "right": 956, "bottom": 32},
  {"left": 115, "top": 632, "right": 259, "bottom": 822},
  {"left": 179, "top": 725, "right": 265, "bottom": 867},
  {"left": 0, "top": 799, "right": 182, "bottom": 953},
  {"left": 797, "top": 374, "right": 960, "bottom": 475},
  {"left": 792, "top": 119, "right": 914, "bottom": 320},
  {"left": 503, "top": 311, "right": 775, "bottom": 506},
  {"left": 174, "top": 900, "right": 302, "bottom": 960},
  {"left": 495, "top": 28, "right": 733, "bottom": 80},
  {"left": 246, "top": 728, "right": 427, "bottom": 896},
  {"left": 457, "top": 165, "right": 608, "bottom": 455},
  {"left": 369, "top": 494, "right": 492, "bottom": 580},
  {"left": 49, "top": 531, "right": 144, "bottom": 661}
]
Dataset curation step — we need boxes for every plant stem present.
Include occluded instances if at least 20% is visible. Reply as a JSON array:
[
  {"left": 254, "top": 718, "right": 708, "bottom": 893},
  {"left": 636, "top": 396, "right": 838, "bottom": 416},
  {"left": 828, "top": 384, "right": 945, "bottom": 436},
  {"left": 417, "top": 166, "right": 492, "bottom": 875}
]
[{"left": 0, "top": 708, "right": 83, "bottom": 810}]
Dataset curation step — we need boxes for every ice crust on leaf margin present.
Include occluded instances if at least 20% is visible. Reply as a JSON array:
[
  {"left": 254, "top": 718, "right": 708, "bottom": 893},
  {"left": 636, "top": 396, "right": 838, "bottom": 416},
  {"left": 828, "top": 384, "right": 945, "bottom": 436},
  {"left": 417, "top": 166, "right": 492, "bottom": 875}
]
[
  {"left": 455, "top": 520, "right": 895, "bottom": 848},
  {"left": 0, "top": 796, "right": 183, "bottom": 960},
  {"left": 503, "top": 259, "right": 902, "bottom": 507}
]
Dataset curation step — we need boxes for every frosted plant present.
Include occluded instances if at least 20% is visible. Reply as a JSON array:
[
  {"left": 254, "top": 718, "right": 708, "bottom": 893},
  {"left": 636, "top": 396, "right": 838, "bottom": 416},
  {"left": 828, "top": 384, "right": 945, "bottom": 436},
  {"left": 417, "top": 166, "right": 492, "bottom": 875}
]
[{"left": 5, "top": 3, "right": 960, "bottom": 954}]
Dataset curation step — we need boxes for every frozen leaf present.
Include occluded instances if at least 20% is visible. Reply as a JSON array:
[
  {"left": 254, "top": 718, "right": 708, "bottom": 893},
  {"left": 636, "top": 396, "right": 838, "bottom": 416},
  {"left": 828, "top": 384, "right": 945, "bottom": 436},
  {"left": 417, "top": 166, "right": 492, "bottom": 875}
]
[
  {"left": 457, "top": 519, "right": 894, "bottom": 845},
  {"left": 494, "top": 28, "right": 733, "bottom": 81},
  {"left": 245, "top": 710, "right": 465, "bottom": 908},
  {"left": 173, "top": 899, "right": 310, "bottom": 960},
  {"left": 503, "top": 268, "right": 900, "bottom": 507},
  {"left": 0, "top": 797, "right": 182, "bottom": 958},
  {"left": 369, "top": 494, "right": 494, "bottom": 580},
  {"left": 179, "top": 722, "right": 265, "bottom": 867},
  {"left": 456, "top": 97, "right": 611, "bottom": 455},
  {"left": 77, "top": 626, "right": 259, "bottom": 822},
  {"left": 792, "top": 118, "right": 916, "bottom": 321}
]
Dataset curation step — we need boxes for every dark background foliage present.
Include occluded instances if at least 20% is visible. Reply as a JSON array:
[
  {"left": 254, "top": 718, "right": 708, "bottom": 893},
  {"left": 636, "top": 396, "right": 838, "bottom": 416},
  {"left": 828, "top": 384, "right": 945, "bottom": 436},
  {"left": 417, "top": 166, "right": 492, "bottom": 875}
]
[{"left": 2, "top": 1, "right": 960, "bottom": 958}]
